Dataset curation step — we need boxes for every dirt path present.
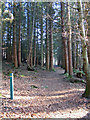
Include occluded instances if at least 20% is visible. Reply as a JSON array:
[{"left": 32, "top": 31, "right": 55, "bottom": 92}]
[{"left": 1, "top": 62, "right": 90, "bottom": 118}]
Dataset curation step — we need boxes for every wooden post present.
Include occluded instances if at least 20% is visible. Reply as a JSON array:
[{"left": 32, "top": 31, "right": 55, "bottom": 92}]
[{"left": 10, "top": 73, "right": 14, "bottom": 99}]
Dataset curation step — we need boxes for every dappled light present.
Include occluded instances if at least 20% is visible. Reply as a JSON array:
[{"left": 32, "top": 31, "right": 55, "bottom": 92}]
[
  {"left": 1, "top": 65, "right": 90, "bottom": 118},
  {"left": 1, "top": 0, "right": 90, "bottom": 119}
]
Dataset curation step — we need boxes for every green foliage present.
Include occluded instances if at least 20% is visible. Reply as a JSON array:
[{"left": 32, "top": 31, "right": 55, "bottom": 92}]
[
  {"left": 44, "top": 86, "right": 48, "bottom": 88},
  {"left": 50, "top": 68, "right": 56, "bottom": 72},
  {"left": 0, "top": 93, "right": 2, "bottom": 98},
  {"left": 67, "top": 75, "right": 73, "bottom": 79},
  {"left": 20, "top": 74, "right": 24, "bottom": 77},
  {"left": 34, "top": 70, "right": 37, "bottom": 72},
  {"left": 14, "top": 67, "right": 18, "bottom": 69},
  {"left": 30, "top": 85, "right": 38, "bottom": 89},
  {"left": 73, "top": 69, "right": 85, "bottom": 75},
  {"left": 64, "top": 73, "right": 73, "bottom": 79},
  {"left": 42, "top": 67, "right": 46, "bottom": 70},
  {"left": 41, "top": 85, "right": 48, "bottom": 88},
  {"left": 3, "top": 72, "right": 6, "bottom": 75},
  {"left": 64, "top": 73, "right": 69, "bottom": 77},
  {"left": 11, "top": 64, "right": 15, "bottom": 68},
  {"left": 82, "top": 79, "right": 85, "bottom": 83}
]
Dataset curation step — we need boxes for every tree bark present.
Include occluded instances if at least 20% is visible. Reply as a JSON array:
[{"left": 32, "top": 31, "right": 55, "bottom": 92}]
[
  {"left": 72, "top": 41, "right": 76, "bottom": 69},
  {"left": 77, "top": 0, "right": 90, "bottom": 98},
  {"left": 18, "top": 3, "right": 21, "bottom": 67},
  {"left": 33, "top": 16, "right": 36, "bottom": 66},
  {"left": 13, "top": 2, "right": 18, "bottom": 68},
  {"left": 0, "top": 2, "right": 2, "bottom": 65},
  {"left": 27, "top": 3, "right": 35, "bottom": 68},
  {"left": 76, "top": 41, "right": 79, "bottom": 69},
  {"left": 6, "top": 22, "right": 10, "bottom": 62},
  {"left": 46, "top": 4, "right": 49, "bottom": 70},
  {"left": 41, "top": 5, "right": 43, "bottom": 67},
  {"left": 67, "top": 1, "right": 73, "bottom": 76},
  {"left": 61, "top": 2, "right": 68, "bottom": 73},
  {"left": 49, "top": 3, "right": 54, "bottom": 70},
  {"left": 27, "top": 3, "right": 30, "bottom": 55},
  {"left": 87, "top": 15, "right": 90, "bottom": 64}
]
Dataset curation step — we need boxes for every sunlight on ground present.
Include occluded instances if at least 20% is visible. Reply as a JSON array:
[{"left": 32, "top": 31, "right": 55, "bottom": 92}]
[
  {"left": 52, "top": 88, "right": 85, "bottom": 94},
  {"left": 2, "top": 87, "right": 89, "bottom": 118},
  {"left": 2, "top": 88, "right": 85, "bottom": 100},
  {"left": 47, "top": 108, "right": 88, "bottom": 118}
]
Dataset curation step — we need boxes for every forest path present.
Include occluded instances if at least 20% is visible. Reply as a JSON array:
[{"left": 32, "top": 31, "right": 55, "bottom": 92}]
[{"left": 1, "top": 62, "right": 90, "bottom": 118}]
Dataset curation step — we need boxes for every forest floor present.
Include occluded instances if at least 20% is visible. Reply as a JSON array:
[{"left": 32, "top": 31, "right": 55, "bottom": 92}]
[{"left": 0, "top": 61, "right": 90, "bottom": 119}]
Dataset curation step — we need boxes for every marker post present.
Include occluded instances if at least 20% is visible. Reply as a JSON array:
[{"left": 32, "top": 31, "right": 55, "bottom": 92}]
[{"left": 10, "top": 73, "right": 14, "bottom": 99}]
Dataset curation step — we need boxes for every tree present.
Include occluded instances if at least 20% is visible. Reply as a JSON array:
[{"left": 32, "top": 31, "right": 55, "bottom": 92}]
[
  {"left": 18, "top": 3, "right": 21, "bottom": 66},
  {"left": 13, "top": 2, "right": 18, "bottom": 68},
  {"left": 27, "top": 3, "right": 30, "bottom": 55},
  {"left": 67, "top": 1, "right": 73, "bottom": 76},
  {"left": 77, "top": 0, "right": 90, "bottom": 98},
  {"left": 33, "top": 8, "right": 36, "bottom": 66},
  {"left": 27, "top": 3, "right": 36, "bottom": 69},
  {"left": 40, "top": 4, "right": 44, "bottom": 67},
  {"left": 0, "top": 1, "right": 2, "bottom": 66},
  {"left": 46, "top": 4, "right": 49, "bottom": 70},
  {"left": 61, "top": 2, "right": 68, "bottom": 73},
  {"left": 76, "top": 40, "right": 79, "bottom": 69},
  {"left": 85, "top": 4, "right": 90, "bottom": 64},
  {"left": 49, "top": 3, "right": 54, "bottom": 70}
]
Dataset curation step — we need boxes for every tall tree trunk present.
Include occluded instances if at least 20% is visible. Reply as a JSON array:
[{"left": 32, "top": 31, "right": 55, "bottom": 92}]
[
  {"left": 13, "top": 2, "right": 18, "bottom": 68},
  {"left": 84, "top": 3, "right": 90, "bottom": 64},
  {"left": 72, "top": 41, "right": 76, "bottom": 69},
  {"left": 0, "top": 1, "right": 2, "bottom": 110},
  {"left": 33, "top": 17, "right": 36, "bottom": 66},
  {"left": 76, "top": 41, "right": 79, "bottom": 69},
  {"left": 27, "top": 3, "right": 30, "bottom": 55},
  {"left": 36, "top": 10, "right": 39, "bottom": 66},
  {"left": 27, "top": 3, "right": 35, "bottom": 68},
  {"left": 36, "top": 26, "right": 39, "bottom": 65},
  {"left": 18, "top": 3, "right": 21, "bottom": 67},
  {"left": 6, "top": 22, "right": 10, "bottom": 62},
  {"left": 49, "top": 3, "right": 54, "bottom": 70},
  {"left": 77, "top": 0, "right": 90, "bottom": 98},
  {"left": 0, "top": 1, "right": 2, "bottom": 67},
  {"left": 87, "top": 14, "right": 90, "bottom": 64},
  {"left": 41, "top": 6, "right": 43, "bottom": 67},
  {"left": 46, "top": 4, "right": 49, "bottom": 70},
  {"left": 7, "top": 22, "right": 12, "bottom": 62},
  {"left": 67, "top": 1, "right": 73, "bottom": 76},
  {"left": 61, "top": 2, "right": 68, "bottom": 73},
  {"left": 9, "top": 23, "right": 12, "bottom": 62}
]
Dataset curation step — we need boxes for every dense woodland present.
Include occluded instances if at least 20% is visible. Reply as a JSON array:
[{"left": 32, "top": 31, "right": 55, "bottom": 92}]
[{"left": 0, "top": 1, "right": 90, "bottom": 99}]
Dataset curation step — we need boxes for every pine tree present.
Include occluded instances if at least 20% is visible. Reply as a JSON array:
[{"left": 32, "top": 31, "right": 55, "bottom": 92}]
[
  {"left": 13, "top": 2, "right": 18, "bottom": 68},
  {"left": 27, "top": 3, "right": 36, "bottom": 69},
  {"left": 61, "top": 2, "right": 68, "bottom": 73},
  {"left": 49, "top": 3, "right": 54, "bottom": 70},
  {"left": 18, "top": 3, "right": 21, "bottom": 66},
  {"left": 67, "top": 1, "right": 73, "bottom": 76},
  {"left": 77, "top": 0, "right": 90, "bottom": 98},
  {"left": 40, "top": 4, "right": 44, "bottom": 67},
  {"left": 46, "top": 4, "right": 49, "bottom": 70},
  {"left": 0, "top": 1, "right": 2, "bottom": 64}
]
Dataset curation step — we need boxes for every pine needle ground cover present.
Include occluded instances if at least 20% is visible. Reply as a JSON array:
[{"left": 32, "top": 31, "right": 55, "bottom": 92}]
[{"left": 1, "top": 62, "right": 89, "bottom": 118}]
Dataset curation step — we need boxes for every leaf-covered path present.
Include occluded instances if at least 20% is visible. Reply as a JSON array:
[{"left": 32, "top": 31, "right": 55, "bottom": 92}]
[{"left": 1, "top": 62, "right": 90, "bottom": 118}]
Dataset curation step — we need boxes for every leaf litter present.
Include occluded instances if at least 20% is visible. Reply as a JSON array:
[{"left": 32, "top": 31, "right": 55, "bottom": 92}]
[{"left": 1, "top": 62, "right": 90, "bottom": 118}]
